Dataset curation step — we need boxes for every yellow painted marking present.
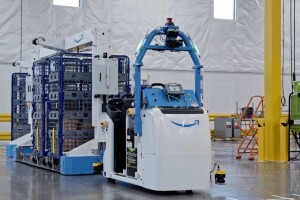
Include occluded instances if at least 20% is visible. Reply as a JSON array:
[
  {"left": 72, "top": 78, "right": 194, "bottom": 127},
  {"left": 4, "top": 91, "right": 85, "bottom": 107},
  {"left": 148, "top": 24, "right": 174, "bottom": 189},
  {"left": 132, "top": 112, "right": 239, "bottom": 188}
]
[
  {"left": 36, "top": 127, "right": 39, "bottom": 151},
  {"left": 52, "top": 128, "right": 55, "bottom": 154},
  {"left": 270, "top": 195, "right": 294, "bottom": 200}
]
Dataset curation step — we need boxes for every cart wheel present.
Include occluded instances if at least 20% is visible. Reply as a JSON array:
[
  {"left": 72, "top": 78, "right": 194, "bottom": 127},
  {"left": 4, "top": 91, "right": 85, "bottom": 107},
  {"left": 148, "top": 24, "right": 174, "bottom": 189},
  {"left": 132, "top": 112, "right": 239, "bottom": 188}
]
[
  {"left": 32, "top": 156, "right": 37, "bottom": 164},
  {"left": 236, "top": 154, "right": 241, "bottom": 159},
  {"left": 185, "top": 190, "right": 193, "bottom": 194},
  {"left": 42, "top": 158, "right": 47, "bottom": 166}
]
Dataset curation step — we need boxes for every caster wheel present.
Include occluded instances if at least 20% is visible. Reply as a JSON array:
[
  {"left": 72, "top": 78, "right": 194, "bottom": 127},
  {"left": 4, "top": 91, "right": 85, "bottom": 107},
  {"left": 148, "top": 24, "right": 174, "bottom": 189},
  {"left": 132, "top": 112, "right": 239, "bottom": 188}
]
[
  {"left": 53, "top": 158, "right": 60, "bottom": 166},
  {"left": 185, "top": 190, "right": 193, "bottom": 194},
  {"left": 249, "top": 156, "right": 254, "bottom": 161},
  {"left": 107, "top": 178, "right": 116, "bottom": 184},
  {"left": 236, "top": 154, "right": 241, "bottom": 159},
  {"left": 47, "top": 161, "right": 53, "bottom": 168},
  {"left": 32, "top": 157, "right": 37, "bottom": 164}
]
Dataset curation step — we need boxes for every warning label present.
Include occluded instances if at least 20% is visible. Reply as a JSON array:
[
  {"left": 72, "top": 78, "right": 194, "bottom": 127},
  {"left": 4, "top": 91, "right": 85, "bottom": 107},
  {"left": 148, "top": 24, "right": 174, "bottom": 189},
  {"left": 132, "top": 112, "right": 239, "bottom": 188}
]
[{"left": 127, "top": 147, "right": 137, "bottom": 177}]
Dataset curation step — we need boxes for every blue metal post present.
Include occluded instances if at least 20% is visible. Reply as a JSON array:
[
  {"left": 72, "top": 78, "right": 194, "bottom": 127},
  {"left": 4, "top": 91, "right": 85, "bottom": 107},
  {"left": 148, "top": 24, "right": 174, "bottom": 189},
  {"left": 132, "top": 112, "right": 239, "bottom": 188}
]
[
  {"left": 41, "top": 60, "right": 46, "bottom": 156},
  {"left": 11, "top": 74, "right": 14, "bottom": 141},
  {"left": 134, "top": 29, "right": 161, "bottom": 135},
  {"left": 59, "top": 55, "right": 64, "bottom": 156},
  {"left": 134, "top": 65, "right": 142, "bottom": 134},
  {"left": 31, "top": 65, "right": 36, "bottom": 149},
  {"left": 178, "top": 32, "right": 203, "bottom": 106}
]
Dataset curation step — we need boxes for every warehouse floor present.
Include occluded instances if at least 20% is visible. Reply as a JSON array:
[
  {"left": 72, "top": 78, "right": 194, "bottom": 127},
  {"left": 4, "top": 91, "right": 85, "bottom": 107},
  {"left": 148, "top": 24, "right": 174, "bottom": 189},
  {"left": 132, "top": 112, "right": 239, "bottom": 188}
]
[{"left": 1, "top": 141, "right": 300, "bottom": 200}]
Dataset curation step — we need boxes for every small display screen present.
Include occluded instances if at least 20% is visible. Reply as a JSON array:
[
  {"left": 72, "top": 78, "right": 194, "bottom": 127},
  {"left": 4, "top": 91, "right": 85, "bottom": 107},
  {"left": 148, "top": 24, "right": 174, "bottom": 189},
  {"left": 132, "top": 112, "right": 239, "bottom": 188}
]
[
  {"left": 168, "top": 85, "right": 181, "bottom": 92},
  {"left": 165, "top": 83, "right": 184, "bottom": 95}
]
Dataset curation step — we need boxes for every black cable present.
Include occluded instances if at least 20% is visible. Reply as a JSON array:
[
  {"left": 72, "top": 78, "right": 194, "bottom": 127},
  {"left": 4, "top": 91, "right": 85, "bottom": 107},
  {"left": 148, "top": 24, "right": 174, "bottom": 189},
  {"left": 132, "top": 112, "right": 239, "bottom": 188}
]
[
  {"left": 20, "top": 0, "right": 23, "bottom": 60},
  {"left": 209, "top": 163, "right": 220, "bottom": 182},
  {"left": 19, "top": 0, "right": 23, "bottom": 73},
  {"left": 290, "top": 0, "right": 294, "bottom": 89},
  {"left": 210, "top": 163, "right": 219, "bottom": 173},
  {"left": 288, "top": 92, "right": 293, "bottom": 161},
  {"left": 288, "top": 0, "right": 299, "bottom": 161},
  {"left": 282, "top": 0, "right": 286, "bottom": 106},
  {"left": 294, "top": 0, "right": 296, "bottom": 81}
]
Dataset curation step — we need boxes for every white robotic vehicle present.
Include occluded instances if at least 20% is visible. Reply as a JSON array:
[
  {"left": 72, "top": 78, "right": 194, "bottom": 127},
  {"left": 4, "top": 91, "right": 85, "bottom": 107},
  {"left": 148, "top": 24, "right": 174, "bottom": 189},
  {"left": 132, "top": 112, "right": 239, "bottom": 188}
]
[{"left": 103, "top": 19, "right": 212, "bottom": 191}]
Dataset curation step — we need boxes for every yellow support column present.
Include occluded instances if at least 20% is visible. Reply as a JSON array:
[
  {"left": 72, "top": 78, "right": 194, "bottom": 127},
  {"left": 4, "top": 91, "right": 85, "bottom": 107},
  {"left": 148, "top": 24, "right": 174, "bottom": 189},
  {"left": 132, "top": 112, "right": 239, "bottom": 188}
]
[{"left": 264, "top": 0, "right": 286, "bottom": 161}]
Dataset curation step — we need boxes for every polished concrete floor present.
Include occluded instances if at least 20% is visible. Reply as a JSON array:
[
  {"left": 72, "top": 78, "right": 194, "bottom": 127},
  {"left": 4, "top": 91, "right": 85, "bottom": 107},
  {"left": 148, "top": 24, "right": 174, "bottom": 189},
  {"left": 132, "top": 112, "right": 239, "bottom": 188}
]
[{"left": 1, "top": 141, "right": 300, "bottom": 200}]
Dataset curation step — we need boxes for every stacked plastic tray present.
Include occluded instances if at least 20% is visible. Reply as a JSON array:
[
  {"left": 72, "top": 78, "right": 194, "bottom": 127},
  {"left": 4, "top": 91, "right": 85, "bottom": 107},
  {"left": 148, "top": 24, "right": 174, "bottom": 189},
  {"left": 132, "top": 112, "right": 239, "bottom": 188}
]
[
  {"left": 48, "top": 53, "right": 94, "bottom": 157},
  {"left": 29, "top": 54, "right": 130, "bottom": 160},
  {"left": 11, "top": 73, "right": 31, "bottom": 140}
]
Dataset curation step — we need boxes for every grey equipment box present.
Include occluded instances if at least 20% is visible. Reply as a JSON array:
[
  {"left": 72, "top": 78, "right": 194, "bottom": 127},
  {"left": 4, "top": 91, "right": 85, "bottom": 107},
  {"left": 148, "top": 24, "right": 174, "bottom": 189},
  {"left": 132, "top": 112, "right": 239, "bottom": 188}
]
[{"left": 214, "top": 117, "right": 241, "bottom": 138}]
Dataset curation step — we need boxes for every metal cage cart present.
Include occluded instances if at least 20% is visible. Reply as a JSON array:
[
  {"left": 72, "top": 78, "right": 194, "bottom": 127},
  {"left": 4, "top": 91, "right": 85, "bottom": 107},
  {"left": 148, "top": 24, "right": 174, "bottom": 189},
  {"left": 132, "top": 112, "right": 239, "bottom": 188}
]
[
  {"left": 11, "top": 73, "right": 31, "bottom": 140},
  {"left": 47, "top": 53, "right": 94, "bottom": 158}
]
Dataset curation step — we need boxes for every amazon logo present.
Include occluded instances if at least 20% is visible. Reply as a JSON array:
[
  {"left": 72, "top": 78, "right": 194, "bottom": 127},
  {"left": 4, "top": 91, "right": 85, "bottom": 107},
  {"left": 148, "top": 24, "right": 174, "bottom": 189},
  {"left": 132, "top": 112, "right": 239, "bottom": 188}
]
[
  {"left": 170, "top": 120, "right": 199, "bottom": 128},
  {"left": 73, "top": 34, "right": 84, "bottom": 43}
]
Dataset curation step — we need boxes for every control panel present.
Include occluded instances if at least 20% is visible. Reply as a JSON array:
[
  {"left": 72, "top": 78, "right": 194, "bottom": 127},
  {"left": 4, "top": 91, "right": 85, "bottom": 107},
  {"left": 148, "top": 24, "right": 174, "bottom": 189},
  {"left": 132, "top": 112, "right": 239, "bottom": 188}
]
[
  {"left": 92, "top": 58, "right": 118, "bottom": 95},
  {"left": 143, "top": 87, "right": 199, "bottom": 109},
  {"left": 164, "top": 83, "right": 184, "bottom": 96}
]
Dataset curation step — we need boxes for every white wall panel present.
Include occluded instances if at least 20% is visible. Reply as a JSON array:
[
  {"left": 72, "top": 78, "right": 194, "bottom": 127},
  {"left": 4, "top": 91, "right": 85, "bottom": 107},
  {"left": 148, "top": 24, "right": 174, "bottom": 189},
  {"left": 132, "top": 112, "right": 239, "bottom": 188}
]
[{"left": 0, "top": 0, "right": 268, "bottom": 71}]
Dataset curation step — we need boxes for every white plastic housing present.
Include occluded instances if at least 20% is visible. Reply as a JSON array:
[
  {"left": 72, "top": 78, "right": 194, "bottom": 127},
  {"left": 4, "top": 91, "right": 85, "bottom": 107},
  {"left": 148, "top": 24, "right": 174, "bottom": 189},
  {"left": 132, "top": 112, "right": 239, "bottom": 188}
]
[
  {"left": 139, "top": 108, "right": 212, "bottom": 191},
  {"left": 103, "top": 107, "right": 212, "bottom": 191}
]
